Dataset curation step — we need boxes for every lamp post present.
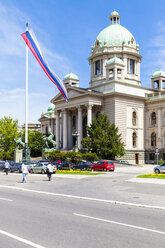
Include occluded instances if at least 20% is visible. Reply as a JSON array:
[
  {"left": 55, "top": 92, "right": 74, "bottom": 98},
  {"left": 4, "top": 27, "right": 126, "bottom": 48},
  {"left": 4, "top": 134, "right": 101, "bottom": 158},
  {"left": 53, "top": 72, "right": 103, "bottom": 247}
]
[{"left": 72, "top": 131, "right": 79, "bottom": 152}]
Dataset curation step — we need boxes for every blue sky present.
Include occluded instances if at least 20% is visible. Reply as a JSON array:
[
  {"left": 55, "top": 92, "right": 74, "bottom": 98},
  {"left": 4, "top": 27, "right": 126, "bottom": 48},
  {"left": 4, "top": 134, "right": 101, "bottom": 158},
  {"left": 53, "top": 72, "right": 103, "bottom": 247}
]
[{"left": 0, "top": 0, "right": 165, "bottom": 124}]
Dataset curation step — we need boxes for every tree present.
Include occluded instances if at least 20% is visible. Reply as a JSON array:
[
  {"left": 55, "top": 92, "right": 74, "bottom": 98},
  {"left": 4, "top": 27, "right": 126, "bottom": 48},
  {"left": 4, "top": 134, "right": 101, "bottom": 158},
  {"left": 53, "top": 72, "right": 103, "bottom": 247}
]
[
  {"left": 0, "top": 116, "right": 19, "bottom": 159},
  {"left": 81, "top": 113, "right": 125, "bottom": 159},
  {"left": 21, "top": 130, "right": 44, "bottom": 157}
]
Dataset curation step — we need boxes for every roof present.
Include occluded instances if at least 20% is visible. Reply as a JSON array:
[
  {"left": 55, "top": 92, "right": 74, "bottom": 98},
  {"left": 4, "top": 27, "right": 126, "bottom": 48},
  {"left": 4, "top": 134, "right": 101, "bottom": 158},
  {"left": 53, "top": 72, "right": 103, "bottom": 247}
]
[
  {"left": 152, "top": 69, "right": 165, "bottom": 78},
  {"left": 63, "top": 72, "right": 79, "bottom": 81},
  {"left": 47, "top": 103, "right": 55, "bottom": 112},
  {"left": 106, "top": 54, "right": 124, "bottom": 65}
]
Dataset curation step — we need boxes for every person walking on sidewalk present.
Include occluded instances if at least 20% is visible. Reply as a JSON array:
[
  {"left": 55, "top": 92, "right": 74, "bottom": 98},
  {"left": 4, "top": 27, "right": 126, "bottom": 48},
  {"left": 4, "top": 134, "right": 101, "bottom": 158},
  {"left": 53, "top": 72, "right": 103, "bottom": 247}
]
[
  {"left": 46, "top": 162, "right": 53, "bottom": 181},
  {"left": 21, "top": 163, "right": 28, "bottom": 183},
  {"left": 5, "top": 160, "right": 9, "bottom": 175}
]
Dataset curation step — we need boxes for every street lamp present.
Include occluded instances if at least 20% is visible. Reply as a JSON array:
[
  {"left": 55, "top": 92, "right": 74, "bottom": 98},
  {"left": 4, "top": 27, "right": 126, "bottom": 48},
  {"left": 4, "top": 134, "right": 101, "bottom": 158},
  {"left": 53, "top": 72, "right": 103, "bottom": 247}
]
[{"left": 72, "top": 131, "right": 79, "bottom": 152}]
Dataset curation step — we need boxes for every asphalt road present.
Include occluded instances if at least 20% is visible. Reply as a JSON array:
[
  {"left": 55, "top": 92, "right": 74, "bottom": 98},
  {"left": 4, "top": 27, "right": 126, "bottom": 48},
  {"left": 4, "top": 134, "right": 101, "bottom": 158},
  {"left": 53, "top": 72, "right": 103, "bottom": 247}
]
[{"left": 0, "top": 164, "right": 165, "bottom": 248}]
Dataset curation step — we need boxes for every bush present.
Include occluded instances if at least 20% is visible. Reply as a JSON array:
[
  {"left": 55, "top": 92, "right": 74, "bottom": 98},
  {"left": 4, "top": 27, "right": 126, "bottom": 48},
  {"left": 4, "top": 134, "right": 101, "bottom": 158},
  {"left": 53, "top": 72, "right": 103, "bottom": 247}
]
[
  {"left": 158, "top": 158, "right": 164, "bottom": 165},
  {"left": 82, "top": 153, "right": 98, "bottom": 162}
]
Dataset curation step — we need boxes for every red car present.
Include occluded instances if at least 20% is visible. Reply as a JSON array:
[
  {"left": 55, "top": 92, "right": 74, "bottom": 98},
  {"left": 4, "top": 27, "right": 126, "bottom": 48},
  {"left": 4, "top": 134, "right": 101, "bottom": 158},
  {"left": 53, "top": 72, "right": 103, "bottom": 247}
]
[{"left": 91, "top": 161, "right": 115, "bottom": 172}]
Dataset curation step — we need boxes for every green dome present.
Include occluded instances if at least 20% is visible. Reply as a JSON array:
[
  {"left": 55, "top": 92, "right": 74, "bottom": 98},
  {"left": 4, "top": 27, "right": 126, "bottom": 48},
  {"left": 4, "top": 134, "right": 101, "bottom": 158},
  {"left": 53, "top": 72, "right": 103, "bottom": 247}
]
[
  {"left": 47, "top": 103, "right": 55, "bottom": 112},
  {"left": 152, "top": 69, "right": 165, "bottom": 78},
  {"left": 63, "top": 72, "right": 79, "bottom": 81},
  {"left": 106, "top": 54, "right": 123, "bottom": 65},
  {"left": 96, "top": 23, "right": 136, "bottom": 47}
]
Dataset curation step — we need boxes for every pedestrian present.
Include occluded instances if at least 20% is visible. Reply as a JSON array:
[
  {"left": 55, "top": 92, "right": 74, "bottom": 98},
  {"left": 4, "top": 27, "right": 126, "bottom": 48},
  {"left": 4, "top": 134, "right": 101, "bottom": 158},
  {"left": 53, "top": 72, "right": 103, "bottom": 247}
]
[
  {"left": 21, "top": 163, "right": 28, "bottom": 183},
  {"left": 46, "top": 162, "right": 53, "bottom": 181},
  {"left": 5, "top": 160, "right": 9, "bottom": 175}
]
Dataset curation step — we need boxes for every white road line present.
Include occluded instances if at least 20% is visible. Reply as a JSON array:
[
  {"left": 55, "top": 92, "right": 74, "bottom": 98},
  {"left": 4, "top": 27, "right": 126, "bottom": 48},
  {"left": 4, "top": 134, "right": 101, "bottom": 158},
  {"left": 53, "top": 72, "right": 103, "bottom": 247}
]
[
  {"left": 74, "top": 213, "right": 165, "bottom": 235},
  {"left": 0, "top": 185, "right": 165, "bottom": 210},
  {"left": 0, "top": 197, "right": 13, "bottom": 202},
  {"left": 0, "top": 229, "right": 46, "bottom": 248}
]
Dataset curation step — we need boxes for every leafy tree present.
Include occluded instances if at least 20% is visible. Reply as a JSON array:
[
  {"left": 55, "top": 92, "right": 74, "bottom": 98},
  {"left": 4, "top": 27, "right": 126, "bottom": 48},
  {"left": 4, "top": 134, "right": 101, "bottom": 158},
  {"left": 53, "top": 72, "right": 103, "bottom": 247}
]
[
  {"left": 81, "top": 113, "right": 125, "bottom": 159},
  {"left": 22, "top": 130, "right": 44, "bottom": 157},
  {"left": 0, "top": 116, "right": 19, "bottom": 159}
]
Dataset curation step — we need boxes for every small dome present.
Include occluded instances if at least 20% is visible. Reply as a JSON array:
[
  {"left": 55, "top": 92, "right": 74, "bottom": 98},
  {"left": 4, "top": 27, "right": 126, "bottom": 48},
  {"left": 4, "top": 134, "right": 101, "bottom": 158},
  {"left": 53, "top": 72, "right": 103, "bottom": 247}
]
[
  {"left": 106, "top": 54, "right": 123, "bottom": 65},
  {"left": 63, "top": 72, "right": 79, "bottom": 81},
  {"left": 109, "top": 10, "right": 120, "bottom": 18},
  {"left": 152, "top": 69, "right": 165, "bottom": 78},
  {"left": 47, "top": 103, "right": 55, "bottom": 112}
]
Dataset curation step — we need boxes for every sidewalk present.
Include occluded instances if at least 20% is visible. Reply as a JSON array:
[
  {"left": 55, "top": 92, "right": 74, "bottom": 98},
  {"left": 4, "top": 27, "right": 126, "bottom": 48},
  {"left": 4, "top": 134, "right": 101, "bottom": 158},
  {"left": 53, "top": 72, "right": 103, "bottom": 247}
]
[{"left": 126, "top": 177, "right": 165, "bottom": 185}]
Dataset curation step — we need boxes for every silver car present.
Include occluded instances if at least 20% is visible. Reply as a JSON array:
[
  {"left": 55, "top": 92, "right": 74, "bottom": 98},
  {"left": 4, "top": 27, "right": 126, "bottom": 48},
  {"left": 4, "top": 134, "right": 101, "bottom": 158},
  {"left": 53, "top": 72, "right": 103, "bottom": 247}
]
[
  {"left": 31, "top": 162, "right": 56, "bottom": 174},
  {"left": 154, "top": 163, "right": 165, "bottom": 173}
]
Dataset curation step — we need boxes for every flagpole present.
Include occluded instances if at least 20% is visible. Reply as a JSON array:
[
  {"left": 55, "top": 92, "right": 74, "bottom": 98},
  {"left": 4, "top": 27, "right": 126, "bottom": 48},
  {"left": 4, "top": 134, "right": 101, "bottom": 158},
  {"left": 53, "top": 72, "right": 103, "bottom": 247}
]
[{"left": 25, "top": 23, "right": 28, "bottom": 162}]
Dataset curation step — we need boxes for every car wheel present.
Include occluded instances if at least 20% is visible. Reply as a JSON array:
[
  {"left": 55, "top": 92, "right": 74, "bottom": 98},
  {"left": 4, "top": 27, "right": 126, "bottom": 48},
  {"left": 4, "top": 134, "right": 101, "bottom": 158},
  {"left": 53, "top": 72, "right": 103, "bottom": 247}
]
[
  {"left": 155, "top": 169, "right": 160, "bottom": 174},
  {"left": 41, "top": 169, "right": 45, "bottom": 174},
  {"left": 103, "top": 168, "right": 107, "bottom": 172},
  {"left": 30, "top": 169, "right": 34, "bottom": 173},
  {"left": 19, "top": 169, "right": 22, "bottom": 173},
  {"left": 91, "top": 168, "right": 95, "bottom": 172}
]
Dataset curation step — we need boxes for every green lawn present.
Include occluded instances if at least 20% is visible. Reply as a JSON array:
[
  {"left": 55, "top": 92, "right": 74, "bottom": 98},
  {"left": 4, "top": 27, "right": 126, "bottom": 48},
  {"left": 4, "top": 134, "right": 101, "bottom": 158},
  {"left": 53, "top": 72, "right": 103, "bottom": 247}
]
[
  {"left": 56, "top": 170, "right": 102, "bottom": 175},
  {"left": 137, "top": 174, "right": 165, "bottom": 179}
]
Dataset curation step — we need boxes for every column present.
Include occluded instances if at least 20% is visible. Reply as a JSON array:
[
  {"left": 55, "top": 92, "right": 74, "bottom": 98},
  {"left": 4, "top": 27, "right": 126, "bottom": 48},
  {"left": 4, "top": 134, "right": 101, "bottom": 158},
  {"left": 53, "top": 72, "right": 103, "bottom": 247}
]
[
  {"left": 78, "top": 106, "right": 82, "bottom": 149},
  {"left": 63, "top": 109, "right": 68, "bottom": 150},
  {"left": 87, "top": 104, "right": 93, "bottom": 127},
  {"left": 114, "top": 67, "right": 117, "bottom": 80},
  {"left": 158, "top": 108, "right": 162, "bottom": 148},
  {"left": 55, "top": 111, "right": 60, "bottom": 149},
  {"left": 68, "top": 111, "right": 72, "bottom": 149}
]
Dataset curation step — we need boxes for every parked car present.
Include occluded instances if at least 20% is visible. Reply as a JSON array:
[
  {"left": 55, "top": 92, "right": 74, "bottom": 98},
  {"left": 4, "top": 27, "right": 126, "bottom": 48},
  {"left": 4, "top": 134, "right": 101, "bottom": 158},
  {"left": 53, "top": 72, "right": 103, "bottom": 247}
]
[
  {"left": 0, "top": 161, "right": 5, "bottom": 171},
  {"left": 52, "top": 161, "right": 63, "bottom": 170},
  {"left": 119, "top": 160, "right": 129, "bottom": 165},
  {"left": 10, "top": 162, "right": 31, "bottom": 173},
  {"left": 91, "top": 161, "right": 115, "bottom": 172},
  {"left": 73, "top": 161, "right": 93, "bottom": 170},
  {"left": 31, "top": 162, "right": 56, "bottom": 174},
  {"left": 37, "top": 159, "right": 50, "bottom": 164},
  {"left": 154, "top": 163, "right": 165, "bottom": 173},
  {"left": 61, "top": 161, "right": 75, "bottom": 168}
]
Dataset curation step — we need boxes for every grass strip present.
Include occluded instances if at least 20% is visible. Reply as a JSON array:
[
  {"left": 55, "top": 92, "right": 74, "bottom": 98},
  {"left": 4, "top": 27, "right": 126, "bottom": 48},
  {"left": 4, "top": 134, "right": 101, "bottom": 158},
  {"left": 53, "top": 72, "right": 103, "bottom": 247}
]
[
  {"left": 137, "top": 174, "right": 165, "bottom": 179},
  {"left": 56, "top": 170, "right": 102, "bottom": 175}
]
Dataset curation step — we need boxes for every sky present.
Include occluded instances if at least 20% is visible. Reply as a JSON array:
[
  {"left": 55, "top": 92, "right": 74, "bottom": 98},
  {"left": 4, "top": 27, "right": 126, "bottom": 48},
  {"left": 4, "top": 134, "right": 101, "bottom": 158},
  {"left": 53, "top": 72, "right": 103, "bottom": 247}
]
[{"left": 0, "top": 0, "right": 165, "bottom": 125}]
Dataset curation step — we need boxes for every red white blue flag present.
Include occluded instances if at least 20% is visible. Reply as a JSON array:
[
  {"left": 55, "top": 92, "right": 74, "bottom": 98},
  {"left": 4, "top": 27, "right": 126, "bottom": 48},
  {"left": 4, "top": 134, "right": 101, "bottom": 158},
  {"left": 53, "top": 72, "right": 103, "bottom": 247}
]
[{"left": 21, "top": 29, "right": 68, "bottom": 102}]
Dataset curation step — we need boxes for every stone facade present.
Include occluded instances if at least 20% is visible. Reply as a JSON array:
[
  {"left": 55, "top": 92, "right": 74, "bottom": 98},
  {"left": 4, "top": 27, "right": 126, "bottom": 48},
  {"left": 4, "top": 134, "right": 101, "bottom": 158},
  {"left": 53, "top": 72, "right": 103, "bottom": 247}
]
[{"left": 39, "top": 10, "right": 165, "bottom": 164}]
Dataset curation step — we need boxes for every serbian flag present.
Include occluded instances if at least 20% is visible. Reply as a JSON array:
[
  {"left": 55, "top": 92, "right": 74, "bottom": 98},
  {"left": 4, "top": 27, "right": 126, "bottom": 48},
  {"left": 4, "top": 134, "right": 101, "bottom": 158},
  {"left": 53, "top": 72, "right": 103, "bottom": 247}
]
[{"left": 21, "top": 29, "right": 68, "bottom": 102}]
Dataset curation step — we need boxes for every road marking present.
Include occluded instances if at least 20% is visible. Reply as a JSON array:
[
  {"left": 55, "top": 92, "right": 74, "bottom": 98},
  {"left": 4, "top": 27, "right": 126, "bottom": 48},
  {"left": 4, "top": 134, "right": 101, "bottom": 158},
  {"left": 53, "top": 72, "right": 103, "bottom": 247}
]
[
  {"left": 0, "top": 185, "right": 165, "bottom": 210},
  {"left": 0, "top": 197, "right": 13, "bottom": 202},
  {"left": 0, "top": 229, "right": 46, "bottom": 248},
  {"left": 74, "top": 213, "right": 165, "bottom": 235}
]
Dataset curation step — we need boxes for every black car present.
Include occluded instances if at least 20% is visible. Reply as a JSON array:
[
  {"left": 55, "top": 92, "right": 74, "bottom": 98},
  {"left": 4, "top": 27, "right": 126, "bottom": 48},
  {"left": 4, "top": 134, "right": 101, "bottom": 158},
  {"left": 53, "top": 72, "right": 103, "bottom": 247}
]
[
  {"left": 52, "top": 162, "right": 63, "bottom": 170},
  {"left": 61, "top": 161, "right": 75, "bottom": 168},
  {"left": 0, "top": 161, "right": 5, "bottom": 171},
  {"left": 10, "top": 162, "right": 30, "bottom": 173},
  {"left": 73, "top": 162, "right": 93, "bottom": 170}
]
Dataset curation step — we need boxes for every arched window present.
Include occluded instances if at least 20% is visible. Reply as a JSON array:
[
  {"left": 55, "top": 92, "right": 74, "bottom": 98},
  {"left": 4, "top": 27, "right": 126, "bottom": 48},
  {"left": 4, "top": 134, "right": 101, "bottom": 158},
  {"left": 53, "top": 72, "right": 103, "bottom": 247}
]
[
  {"left": 132, "top": 111, "right": 136, "bottom": 126},
  {"left": 151, "top": 132, "right": 156, "bottom": 147},
  {"left": 132, "top": 132, "right": 137, "bottom": 148},
  {"left": 151, "top": 112, "right": 156, "bottom": 125}
]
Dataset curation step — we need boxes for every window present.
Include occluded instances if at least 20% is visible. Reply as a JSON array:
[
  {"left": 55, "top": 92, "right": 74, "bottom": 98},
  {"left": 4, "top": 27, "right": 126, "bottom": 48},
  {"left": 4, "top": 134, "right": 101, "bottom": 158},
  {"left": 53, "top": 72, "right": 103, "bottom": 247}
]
[
  {"left": 73, "top": 116, "right": 76, "bottom": 129},
  {"left": 130, "top": 59, "right": 135, "bottom": 74},
  {"left": 95, "top": 59, "right": 103, "bottom": 75},
  {"left": 132, "top": 132, "right": 137, "bottom": 147},
  {"left": 151, "top": 132, "right": 156, "bottom": 147},
  {"left": 163, "top": 153, "right": 165, "bottom": 160},
  {"left": 96, "top": 111, "right": 100, "bottom": 119},
  {"left": 150, "top": 153, "right": 155, "bottom": 160},
  {"left": 151, "top": 112, "right": 156, "bottom": 125},
  {"left": 132, "top": 111, "right": 136, "bottom": 126}
]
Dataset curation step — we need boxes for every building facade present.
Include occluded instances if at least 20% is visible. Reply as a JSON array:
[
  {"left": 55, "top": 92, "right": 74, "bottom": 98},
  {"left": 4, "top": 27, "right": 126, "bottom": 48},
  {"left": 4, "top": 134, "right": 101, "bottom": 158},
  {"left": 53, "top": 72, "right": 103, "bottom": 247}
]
[{"left": 39, "top": 10, "right": 165, "bottom": 164}]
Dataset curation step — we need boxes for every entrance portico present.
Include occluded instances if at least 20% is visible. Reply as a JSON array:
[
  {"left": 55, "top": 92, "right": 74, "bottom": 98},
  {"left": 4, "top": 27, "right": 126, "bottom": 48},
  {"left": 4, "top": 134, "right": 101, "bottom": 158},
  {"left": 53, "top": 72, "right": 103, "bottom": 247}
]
[{"left": 55, "top": 101, "right": 101, "bottom": 150}]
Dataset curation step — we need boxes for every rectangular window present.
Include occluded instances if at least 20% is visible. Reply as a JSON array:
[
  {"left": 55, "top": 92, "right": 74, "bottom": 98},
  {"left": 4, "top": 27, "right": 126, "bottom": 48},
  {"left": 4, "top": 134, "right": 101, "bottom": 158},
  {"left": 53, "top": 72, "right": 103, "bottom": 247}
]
[
  {"left": 149, "top": 153, "right": 155, "bottom": 160},
  {"left": 95, "top": 60, "right": 101, "bottom": 75},
  {"left": 130, "top": 59, "right": 135, "bottom": 74},
  {"left": 163, "top": 153, "right": 165, "bottom": 160}
]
